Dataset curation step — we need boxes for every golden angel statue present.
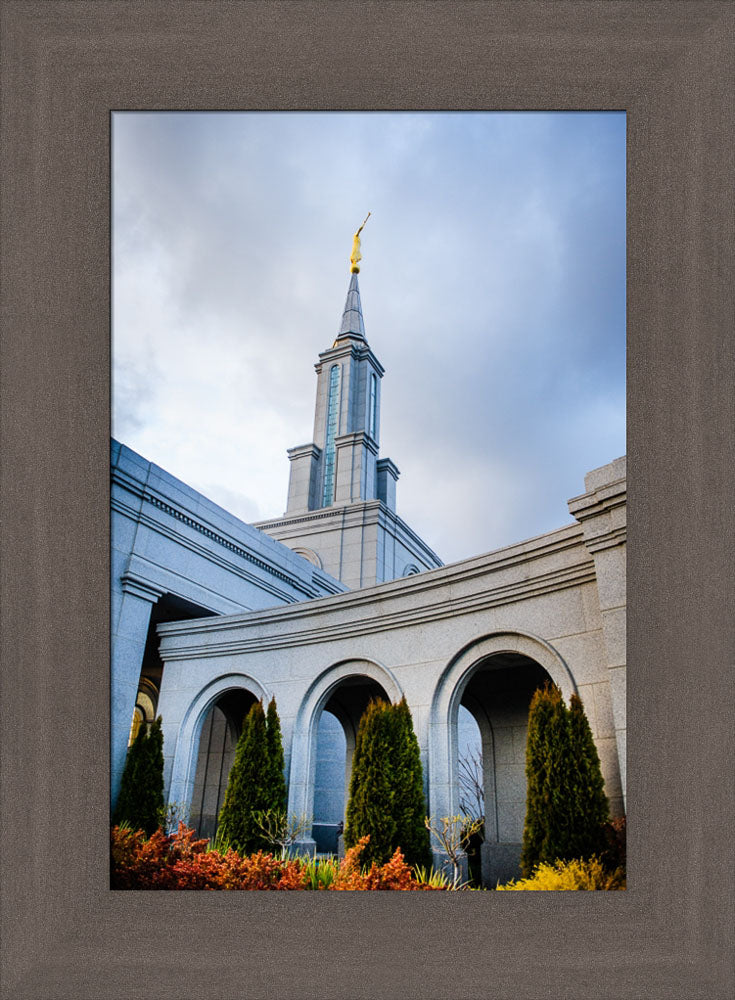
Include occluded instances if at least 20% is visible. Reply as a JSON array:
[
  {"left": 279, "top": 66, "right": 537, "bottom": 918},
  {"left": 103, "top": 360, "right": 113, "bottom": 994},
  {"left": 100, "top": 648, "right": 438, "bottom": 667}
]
[{"left": 350, "top": 213, "right": 371, "bottom": 273}]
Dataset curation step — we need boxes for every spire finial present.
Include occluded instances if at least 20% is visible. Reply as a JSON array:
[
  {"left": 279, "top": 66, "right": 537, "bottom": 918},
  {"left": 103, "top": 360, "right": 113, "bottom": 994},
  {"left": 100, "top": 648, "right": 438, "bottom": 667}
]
[{"left": 350, "top": 213, "right": 371, "bottom": 273}]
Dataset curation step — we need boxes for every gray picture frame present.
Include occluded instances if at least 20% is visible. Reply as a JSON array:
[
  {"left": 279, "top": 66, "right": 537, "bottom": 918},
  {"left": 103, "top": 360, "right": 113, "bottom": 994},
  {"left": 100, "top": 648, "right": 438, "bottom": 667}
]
[{"left": 1, "top": 2, "right": 733, "bottom": 998}]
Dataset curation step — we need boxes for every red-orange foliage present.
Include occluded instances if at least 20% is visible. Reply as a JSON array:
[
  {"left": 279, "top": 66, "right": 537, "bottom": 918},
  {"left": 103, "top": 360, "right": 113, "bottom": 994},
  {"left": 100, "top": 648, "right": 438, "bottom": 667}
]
[
  {"left": 330, "top": 835, "right": 440, "bottom": 891},
  {"left": 111, "top": 823, "right": 307, "bottom": 890},
  {"left": 111, "top": 825, "right": 444, "bottom": 891}
]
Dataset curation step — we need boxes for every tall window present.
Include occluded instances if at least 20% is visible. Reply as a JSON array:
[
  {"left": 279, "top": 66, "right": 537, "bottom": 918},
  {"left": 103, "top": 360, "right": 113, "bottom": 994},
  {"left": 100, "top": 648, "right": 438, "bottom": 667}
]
[
  {"left": 322, "top": 364, "right": 341, "bottom": 506},
  {"left": 368, "top": 373, "right": 377, "bottom": 438}
]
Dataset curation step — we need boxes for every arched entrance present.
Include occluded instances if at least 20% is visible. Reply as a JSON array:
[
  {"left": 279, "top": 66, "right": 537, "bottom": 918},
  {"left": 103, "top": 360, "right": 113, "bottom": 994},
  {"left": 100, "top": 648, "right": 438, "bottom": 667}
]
[
  {"left": 459, "top": 653, "right": 552, "bottom": 884},
  {"left": 188, "top": 688, "right": 256, "bottom": 840},
  {"left": 430, "top": 631, "right": 576, "bottom": 885},
  {"left": 289, "top": 659, "right": 402, "bottom": 853},
  {"left": 165, "top": 673, "right": 270, "bottom": 831},
  {"left": 312, "top": 674, "right": 391, "bottom": 852}
]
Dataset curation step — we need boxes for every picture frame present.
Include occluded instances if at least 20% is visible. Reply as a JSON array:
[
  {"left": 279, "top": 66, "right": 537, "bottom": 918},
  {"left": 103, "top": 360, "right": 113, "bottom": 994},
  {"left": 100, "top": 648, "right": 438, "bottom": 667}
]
[{"left": 1, "top": 2, "right": 732, "bottom": 997}]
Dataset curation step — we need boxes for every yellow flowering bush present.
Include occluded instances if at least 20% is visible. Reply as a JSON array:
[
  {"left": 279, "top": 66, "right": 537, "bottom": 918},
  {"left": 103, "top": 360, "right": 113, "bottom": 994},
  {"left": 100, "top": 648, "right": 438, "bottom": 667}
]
[{"left": 496, "top": 856, "right": 625, "bottom": 891}]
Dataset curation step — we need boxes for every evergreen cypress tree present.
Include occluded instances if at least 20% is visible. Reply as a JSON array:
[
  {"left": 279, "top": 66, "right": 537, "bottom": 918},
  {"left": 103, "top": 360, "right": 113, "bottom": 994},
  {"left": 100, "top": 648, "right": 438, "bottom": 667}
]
[
  {"left": 112, "top": 721, "right": 146, "bottom": 829},
  {"left": 217, "top": 700, "right": 270, "bottom": 855},
  {"left": 112, "top": 715, "right": 165, "bottom": 837},
  {"left": 541, "top": 683, "right": 576, "bottom": 865},
  {"left": 521, "top": 684, "right": 610, "bottom": 877},
  {"left": 264, "top": 697, "right": 287, "bottom": 816},
  {"left": 344, "top": 699, "right": 397, "bottom": 867},
  {"left": 567, "top": 692, "right": 609, "bottom": 859},
  {"left": 392, "top": 697, "right": 432, "bottom": 871},
  {"left": 521, "top": 684, "right": 556, "bottom": 876}
]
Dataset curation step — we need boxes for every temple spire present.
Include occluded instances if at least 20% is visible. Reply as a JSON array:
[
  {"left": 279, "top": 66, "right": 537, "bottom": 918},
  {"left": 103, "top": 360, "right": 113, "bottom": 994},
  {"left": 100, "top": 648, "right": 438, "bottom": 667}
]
[
  {"left": 337, "top": 215, "right": 370, "bottom": 342},
  {"left": 336, "top": 272, "right": 366, "bottom": 341}
]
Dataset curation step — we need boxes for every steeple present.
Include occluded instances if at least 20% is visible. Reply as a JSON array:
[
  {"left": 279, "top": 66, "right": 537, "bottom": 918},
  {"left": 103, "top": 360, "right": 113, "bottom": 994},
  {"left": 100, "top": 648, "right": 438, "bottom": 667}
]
[
  {"left": 336, "top": 273, "right": 366, "bottom": 342},
  {"left": 255, "top": 230, "right": 443, "bottom": 587},
  {"left": 336, "top": 214, "right": 370, "bottom": 343}
]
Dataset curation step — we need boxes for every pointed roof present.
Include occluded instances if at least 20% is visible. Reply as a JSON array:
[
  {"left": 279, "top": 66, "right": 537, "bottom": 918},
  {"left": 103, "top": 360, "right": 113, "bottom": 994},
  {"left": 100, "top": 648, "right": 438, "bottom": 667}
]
[{"left": 336, "top": 273, "right": 366, "bottom": 342}]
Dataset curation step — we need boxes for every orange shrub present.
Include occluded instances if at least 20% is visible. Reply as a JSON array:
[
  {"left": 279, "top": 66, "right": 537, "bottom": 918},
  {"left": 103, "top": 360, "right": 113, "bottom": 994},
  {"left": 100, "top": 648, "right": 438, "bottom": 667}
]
[
  {"left": 111, "top": 824, "right": 307, "bottom": 890},
  {"left": 111, "top": 825, "right": 445, "bottom": 891},
  {"left": 330, "top": 836, "right": 442, "bottom": 891},
  {"left": 111, "top": 824, "right": 210, "bottom": 889}
]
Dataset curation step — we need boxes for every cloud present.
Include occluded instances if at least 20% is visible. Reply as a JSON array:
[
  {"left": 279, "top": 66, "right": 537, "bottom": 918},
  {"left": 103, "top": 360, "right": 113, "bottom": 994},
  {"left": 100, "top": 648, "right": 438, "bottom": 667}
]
[{"left": 112, "top": 112, "right": 625, "bottom": 565}]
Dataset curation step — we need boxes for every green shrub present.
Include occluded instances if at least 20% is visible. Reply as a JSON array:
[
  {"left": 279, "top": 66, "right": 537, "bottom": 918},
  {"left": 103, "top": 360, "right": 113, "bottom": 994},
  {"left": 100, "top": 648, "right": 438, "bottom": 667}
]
[
  {"left": 521, "top": 684, "right": 567, "bottom": 875},
  {"left": 264, "top": 697, "right": 287, "bottom": 816},
  {"left": 497, "top": 856, "right": 625, "bottom": 891},
  {"left": 344, "top": 698, "right": 431, "bottom": 869},
  {"left": 216, "top": 697, "right": 289, "bottom": 855},
  {"left": 567, "top": 693, "right": 609, "bottom": 859},
  {"left": 112, "top": 715, "right": 164, "bottom": 837},
  {"left": 217, "top": 701, "right": 270, "bottom": 854},
  {"left": 521, "top": 684, "right": 610, "bottom": 877},
  {"left": 344, "top": 699, "right": 397, "bottom": 867},
  {"left": 391, "top": 698, "right": 433, "bottom": 871}
]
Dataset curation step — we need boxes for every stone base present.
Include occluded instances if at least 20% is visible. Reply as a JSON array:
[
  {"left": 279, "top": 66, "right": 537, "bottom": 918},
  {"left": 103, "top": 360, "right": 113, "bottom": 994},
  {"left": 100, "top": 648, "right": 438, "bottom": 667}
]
[
  {"left": 292, "top": 836, "right": 317, "bottom": 857},
  {"left": 481, "top": 842, "right": 522, "bottom": 887}
]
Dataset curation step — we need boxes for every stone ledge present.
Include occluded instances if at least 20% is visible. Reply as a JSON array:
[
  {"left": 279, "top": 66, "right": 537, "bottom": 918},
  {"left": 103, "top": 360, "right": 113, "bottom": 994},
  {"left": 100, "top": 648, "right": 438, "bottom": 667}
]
[
  {"left": 120, "top": 572, "right": 165, "bottom": 603},
  {"left": 157, "top": 560, "right": 597, "bottom": 659}
]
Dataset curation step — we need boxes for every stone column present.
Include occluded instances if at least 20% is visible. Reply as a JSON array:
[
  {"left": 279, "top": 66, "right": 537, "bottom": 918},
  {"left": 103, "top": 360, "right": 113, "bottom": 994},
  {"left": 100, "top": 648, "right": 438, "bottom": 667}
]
[
  {"left": 568, "top": 457, "right": 627, "bottom": 808},
  {"left": 286, "top": 721, "right": 318, "bottom": 856},
  {"left": 111, "top": 573, "right": 163, "bottom": 809},
  {"left": 285, "top": 443, "right": 321, "bottom": 514},
  {"left": 376, "top": 458, "right": 399, "bottom": 513}
]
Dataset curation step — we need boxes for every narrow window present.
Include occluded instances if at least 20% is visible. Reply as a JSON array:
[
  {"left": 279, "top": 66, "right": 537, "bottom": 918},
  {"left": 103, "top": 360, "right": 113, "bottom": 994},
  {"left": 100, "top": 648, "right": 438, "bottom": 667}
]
[
  {"left": 369, "top": 373, "right": 377, "bottom": 438},
  {"left": 322, "top": 364, "right": 341, "bottom": 506}
]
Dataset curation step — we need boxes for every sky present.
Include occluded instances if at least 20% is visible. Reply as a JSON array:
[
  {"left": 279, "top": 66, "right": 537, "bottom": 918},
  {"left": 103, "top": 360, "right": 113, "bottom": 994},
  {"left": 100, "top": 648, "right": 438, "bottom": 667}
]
[{"left": 112, "top": 111, "right": 625, "bottom": 566}]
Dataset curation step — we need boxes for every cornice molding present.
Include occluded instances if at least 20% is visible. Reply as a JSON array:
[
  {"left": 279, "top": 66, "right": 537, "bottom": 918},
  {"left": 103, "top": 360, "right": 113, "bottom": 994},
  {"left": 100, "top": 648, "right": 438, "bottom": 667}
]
[
  {"left": 376, "top": 457, "right": 400, "bottom": 480},
  {"left": 583, "top": 526, "right": 627, "bottom": 553},
  {"left": 254, "top": 499, "right": 384, "bottom": 531},
  {"left": 334, "top": 430, "right": 379, "bottom": 457},
  {"left": 158, "top": 522, "right": 591, "bottom": 639},
  {"left": 315, "top": 342, "right": 385, "bottom": 377},
  {"left": 120, "top": 572, "right": 165, "bottom": 603},
  {"left": 255, "top": 496, "right": 443, "bottom": 567},
  {"left": 111, "top": 476, "right": 344, "bottom": 601},
  {"left": 287, "top": 443, "right": 321, "bottom": 461},
  {"left": 567, "top": 477, "right": 626, "bottom": 521},
  {"left": 568, "top": 476, "right": 627, "bottom": 551},
  {"left": 158, "top": 557, "right": 598, "bottom": 659}
]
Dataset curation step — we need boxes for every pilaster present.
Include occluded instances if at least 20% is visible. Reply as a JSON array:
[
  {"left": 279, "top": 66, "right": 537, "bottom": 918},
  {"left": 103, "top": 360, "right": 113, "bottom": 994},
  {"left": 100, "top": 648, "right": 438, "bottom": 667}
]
[
  {"left": 568, "top": 456, "right": 627, "bottom": 808},
  {"left": 111, "top": 572, "right": 165, "bottom": 808},
  {"left": 376, "top": 457, "right": 400, "bottom": 513},
  {"left": 285, "top": 443, "right": 321, "bottom": 514},
  {"left": 334, "top": 431, "right": 379, "bottom": 505}
]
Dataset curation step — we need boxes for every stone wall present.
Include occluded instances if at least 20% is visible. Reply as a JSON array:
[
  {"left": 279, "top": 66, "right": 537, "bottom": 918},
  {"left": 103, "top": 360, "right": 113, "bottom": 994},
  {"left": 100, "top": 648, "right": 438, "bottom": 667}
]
[{"left": 156, "top": 458, "right": 626, "bottom": 882}]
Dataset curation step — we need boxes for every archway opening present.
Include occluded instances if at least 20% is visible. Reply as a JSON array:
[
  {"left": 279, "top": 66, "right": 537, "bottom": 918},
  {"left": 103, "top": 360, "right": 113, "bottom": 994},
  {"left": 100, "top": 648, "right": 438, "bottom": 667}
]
[
  {"left": 189, "top": 688, "right": 256, "bottom": 841},
  {"left": 312, "top": 675, "right": 389, "bottom": 853},
  {"left": 457, "top": 652, "right": 551, "bottom": 885},
  {"left": 457, "top": 705, "right": 483, "bottom": 884}
]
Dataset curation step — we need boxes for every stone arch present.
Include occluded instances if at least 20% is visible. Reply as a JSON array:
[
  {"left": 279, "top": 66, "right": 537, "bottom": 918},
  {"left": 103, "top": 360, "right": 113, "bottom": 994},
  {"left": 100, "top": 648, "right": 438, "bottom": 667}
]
[
  {"left": 428, "top": 630, "right": 576, "bottom": 833},
  {"left": 166, "top": 672, "right": 270, "bottom": 821},
  {"left": 291, "top": 546, "right": 323, "bottom": 570},
  {"left": 288, "top": 658, "right": 403, "bottom": 846},
  {"left": 128, "top": 676, "right": 159, "bottom": 746}
]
